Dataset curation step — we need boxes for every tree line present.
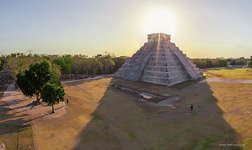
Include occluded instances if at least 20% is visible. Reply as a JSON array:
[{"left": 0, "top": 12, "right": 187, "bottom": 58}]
[
  {"left": 191, "top": 57, "right": 250, "bottom": 68},
  {"left": 1, "top": 53, "right": 251, "bottom": 113},
  {"left": 0, "top": 54, "right": 251, "bottom": 79},
  {"left": 0, "top": 53, "right": 129, "bottom": 79},
  {"left": 0, "top": 53, "right": 129, "bottom": 113}
]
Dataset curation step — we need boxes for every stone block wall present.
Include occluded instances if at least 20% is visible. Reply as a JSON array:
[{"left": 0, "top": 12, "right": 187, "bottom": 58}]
[{"left": 115, "top": 33, "right": 202, "bottom": 86}]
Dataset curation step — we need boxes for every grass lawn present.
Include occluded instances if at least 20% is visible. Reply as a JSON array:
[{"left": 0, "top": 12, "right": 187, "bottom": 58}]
[
  {"left": 205, "top": 68, "right": 252, "bottom": 80},
  {"left": 31, "top": 76, "right": 251, "bottom": 150}
]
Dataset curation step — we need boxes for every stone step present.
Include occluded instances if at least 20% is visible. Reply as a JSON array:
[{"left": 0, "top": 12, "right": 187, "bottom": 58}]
[
  {"left": 115, "top": 33, "right": 202, "bottom": 86},
  {"left": 168, "top": 43, "right": 200, "bottom": 79}
]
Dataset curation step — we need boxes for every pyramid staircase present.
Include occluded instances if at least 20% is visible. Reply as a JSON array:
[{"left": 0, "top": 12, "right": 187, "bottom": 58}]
[{"left": 115, "top": 33, "right": 202, "bottom": 86}]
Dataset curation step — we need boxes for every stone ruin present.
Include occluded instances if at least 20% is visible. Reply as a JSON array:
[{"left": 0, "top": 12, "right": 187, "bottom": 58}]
[{"left": 115, "top": 33, "right": 202, "bottom": 86}]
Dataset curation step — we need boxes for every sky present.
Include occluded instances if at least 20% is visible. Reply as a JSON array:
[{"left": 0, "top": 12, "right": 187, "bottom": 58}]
[{"left": 0, "top": 0, "right": 251, "bottom": 58}]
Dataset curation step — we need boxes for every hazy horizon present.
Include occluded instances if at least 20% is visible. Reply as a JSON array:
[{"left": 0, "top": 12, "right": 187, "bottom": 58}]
[{"left": 1, "top": 0, "right": 252, "bottom": 58}]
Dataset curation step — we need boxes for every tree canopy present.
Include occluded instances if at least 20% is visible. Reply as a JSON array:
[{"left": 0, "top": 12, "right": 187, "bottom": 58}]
[
  {"left": 1, "top": 53, "right": 129, "bottom": 79},
  {"left": 191, "top": 57, "right": 249, "bottom": 68},
  {"left": 4, "top": 53, "right": 250, "bottom": 79},
  {"left": 41, "top": 83, "right": 65, "bottom": 113},
  {"left": 16, "top": 61, "right": 54, "bottom": 101},
  {"left": 249, "top": 60, "right": 252, "bottom": 69},
  {"left": 54, "top": 55, "right": 73, "bottom": 74}
]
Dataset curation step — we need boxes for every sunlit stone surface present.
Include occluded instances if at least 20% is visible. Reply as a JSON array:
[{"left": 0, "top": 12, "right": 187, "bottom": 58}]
[{"left": 115, "top": 33, "right": 202, "bottom": 86}]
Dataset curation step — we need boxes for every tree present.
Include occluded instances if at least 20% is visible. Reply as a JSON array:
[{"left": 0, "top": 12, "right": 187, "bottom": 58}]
[
  {"left": 113, "top": 56, "right": 129, "bottom": 72},
  {"left": 88, "top": 58, "right": 103, "bottom": 75},
  {"left": 0, "top": 57, "right": 2, "bottom": 71},
  {"left": 71, "top": 55, "right": 84, "bottom": 78},
  {"left": 249, "top": 60, "right": 252, "bottom": 69},
  {"left": 98, "top": 54, "right": 115, "bottom": 74},
  {"left": 54, "top": 55, "right": 73, "bottom": 75},
  {"left": 50, "top": 63, "right": 61, "bottom": 85},
  {"left": 41, "top": 83, "right": 65, "bottom": 113},
  {"left": 16, "top": 61, "right": 52, "bottom": 102}
]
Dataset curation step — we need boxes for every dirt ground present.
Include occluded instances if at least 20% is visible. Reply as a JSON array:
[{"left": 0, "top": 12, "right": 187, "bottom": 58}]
[
  {"left": 0, "top": 83, "right": 66, "bottom": 149},
  {"left": 1, "top": 72, "right": 251, "bottom": 149},
  {"left": 34, "top": 77, "right": 252, "bottom": 149}
]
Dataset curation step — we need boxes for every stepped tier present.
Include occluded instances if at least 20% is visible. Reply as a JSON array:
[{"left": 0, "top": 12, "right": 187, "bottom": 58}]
[{"left": 115, "top": 33, "right": 202, "bottom": 86}]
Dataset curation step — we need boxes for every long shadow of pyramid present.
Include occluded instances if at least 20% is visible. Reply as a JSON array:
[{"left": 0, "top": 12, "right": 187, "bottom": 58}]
[{"left": 115, "top": 33, "right": 202, "bottom": 86}]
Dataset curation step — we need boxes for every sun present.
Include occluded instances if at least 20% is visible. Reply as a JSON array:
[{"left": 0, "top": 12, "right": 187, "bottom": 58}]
[{"left": 142, "top": 7, "right": 177, "bottom": 35}]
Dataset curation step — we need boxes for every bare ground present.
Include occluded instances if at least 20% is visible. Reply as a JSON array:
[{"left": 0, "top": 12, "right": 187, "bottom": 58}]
[
  {"left": 0, "top": 83, "right": 66, "bottom": 149},
  {"left": 33, "top": 77, "right": 252, "bottom": 149},
  {"left": 1, "top": 76, "right": 251, "bottom": 149}
]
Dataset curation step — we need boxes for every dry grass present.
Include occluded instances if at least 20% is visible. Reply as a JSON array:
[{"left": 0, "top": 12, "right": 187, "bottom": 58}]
[
  {"left": 33, "top": 78, "right": 112, "bottom": 150},
  {"left": 0, "top": 85, "right": 35, "bottom": 150},
  {"left": 205, "top": 68, "right": 252, "bottom": 80},
  {"left": 31, "top": 76, "right": 251, "bottom": 150},
  {"left": 0, "top": 125, "right": 34, "bottom": 150},
  {"left": 208, "top": 82, "right": 252, "bottom": 149},
  {"left": 0, "top": 104, "right": 34, "bottom": 150},
  {"left": 1, "top": 72, "right": 251, "bottom": 150}
]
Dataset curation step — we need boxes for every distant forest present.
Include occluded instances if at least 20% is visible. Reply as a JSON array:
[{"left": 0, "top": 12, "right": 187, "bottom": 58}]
[
  {"left": 0, "top": 53, "right": 251, "bottom": 80},
  {"left": 0, "top": 53, "right": 129, "bottom": 80},
  {"left": 192, "top": 57, "right": 250, "bottom": 68}
]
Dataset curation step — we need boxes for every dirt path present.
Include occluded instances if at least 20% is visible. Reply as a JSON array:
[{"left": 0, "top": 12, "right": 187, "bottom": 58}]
[
  {"left": 61, "top": 75, "right": 113, "bottom": 84},
  {"left": 0, "top": 76, "right": 112, "bottom": 149},
  {"left": 1, "top": 83, "right": 66, "bottom": 122},
  {"left": 1, "top": 75, "right": 109, "bottom": 120},
  {"left": 200, "top": 77, "right": 252, "bottom": 84},
  {"left": 0, "top": 83, "right": 66, "bottom": 149}
]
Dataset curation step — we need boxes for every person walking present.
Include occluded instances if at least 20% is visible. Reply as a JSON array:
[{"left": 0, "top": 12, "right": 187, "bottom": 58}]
[{"left": 190, "top": 104, "right": 194, "bottom": 111}]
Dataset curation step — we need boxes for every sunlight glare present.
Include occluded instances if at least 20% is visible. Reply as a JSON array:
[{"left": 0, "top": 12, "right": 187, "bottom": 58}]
[{"left": 143, "top": 7, "right": 177, "bottom": 35}]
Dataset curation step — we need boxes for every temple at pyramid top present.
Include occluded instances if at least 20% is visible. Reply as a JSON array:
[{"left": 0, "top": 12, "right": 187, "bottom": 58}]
[
  {"left": 148, "top": 33, "right": 171, "bottom": 42},
  {"left": 115, "top": 33, "right": 202, "bottom": 86}
]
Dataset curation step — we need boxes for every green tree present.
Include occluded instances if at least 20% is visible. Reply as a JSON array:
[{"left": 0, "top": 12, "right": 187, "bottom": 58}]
[
  {"left": 71, "top": 55, "right": 84, "bottom": 78},
  {"left": 0, "top": 56, "right": 4, "bottom": 71},
  {"left": 54, "top": 55, "right": 73, "bottom": 75},
  {"left": 50, "top": 63, "right": 61, "bottom": 85},
  {"left": 88, "top": 58, "right": 103, "bottom": 75},
  {"left": 113, "top": 56, "right": 129, "bottom": 72},
  {"left": 249, "top": 61, "right": 252, "bottom": 69},
  {"left": 98, "top": 54, "right": 115, "bottom": 74},
  {"left": 41, "top": 83, "right": 65, "bottom": 113},
  {"left": 16, "top": 61, "right": 52, "bottom": 102}
]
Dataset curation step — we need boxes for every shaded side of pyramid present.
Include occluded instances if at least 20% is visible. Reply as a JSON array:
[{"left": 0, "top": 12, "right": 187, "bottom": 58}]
[{"left": 115, "top": 33, "right": 202, "bottom": 86}]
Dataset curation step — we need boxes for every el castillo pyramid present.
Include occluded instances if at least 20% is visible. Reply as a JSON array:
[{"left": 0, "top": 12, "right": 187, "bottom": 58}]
[{"left": 115, "top": 33, "right": 202, "bottom": 86}]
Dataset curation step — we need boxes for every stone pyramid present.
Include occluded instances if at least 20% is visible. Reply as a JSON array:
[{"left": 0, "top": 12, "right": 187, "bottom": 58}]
[{"left": 115, "top": 33, "right": 202, "bottom": 86}]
